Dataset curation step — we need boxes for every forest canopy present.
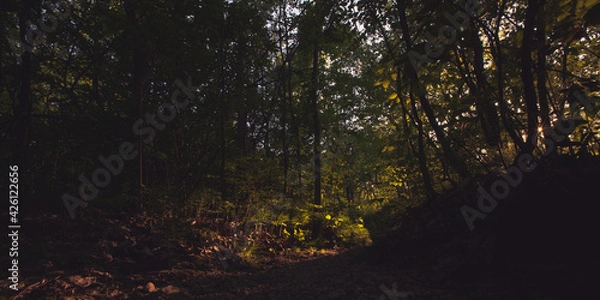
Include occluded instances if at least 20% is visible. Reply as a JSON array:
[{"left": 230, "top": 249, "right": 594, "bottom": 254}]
[{"left": 2, "top": 0, "right": 600, "bottom": 245}]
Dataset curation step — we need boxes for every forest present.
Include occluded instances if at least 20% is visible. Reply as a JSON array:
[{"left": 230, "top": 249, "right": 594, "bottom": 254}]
[{"left": 1, "top": 0, "right": 600, "bottom": 298}]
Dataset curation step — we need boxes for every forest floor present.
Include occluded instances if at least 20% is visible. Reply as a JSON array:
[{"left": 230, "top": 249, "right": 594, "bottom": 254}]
[
  {"left": 1, "top": 212, "right": 421, "bottom": 300},
  {"left": 3, "top": 212, "right": 596, "bottom": 299},
  {"left": 2, "top": 155, "right": 600, "bottom": 299},
  {"left": 0, "top": 212, "right": 545, "bottom": 300}
]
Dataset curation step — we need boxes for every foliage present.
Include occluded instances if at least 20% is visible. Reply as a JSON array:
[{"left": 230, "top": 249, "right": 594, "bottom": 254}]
[{"left": 1, "top": 0, "right": 599, "bottom": 258}]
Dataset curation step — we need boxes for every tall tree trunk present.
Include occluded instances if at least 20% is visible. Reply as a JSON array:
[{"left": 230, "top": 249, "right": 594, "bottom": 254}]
[
  {"left": 279, "top": 21, "right": 289, "bottom": 195},
  {"left": 369, "top": 2, "right": 435, "bottom": 198},
  {"left": 396, "top": 66, "right": 435, "bottom": 201},
  {"left": 310, "top": 36, "right": 322, "bottom": 240},
  {"left": 396, "top": 0, "right": 470, "bottom": 179},
  {"left": 410, "top": 90, "right": 436, "bottom": 200},
  {"left": 536, "top": 2, "right": 550, "bottom": 128},
  {"left": 235, "top": 40, "right": 248, "bottom": 154},
  {"left": 288, "top": 60, "right": 302, "bottom": 205},
  {"left": 489, "top": 0, "right": 527, "bottom": 152},
  {"left": 288, "top": 55, "right": 299, "bottom": 241},
  {"left": 219, "top": 32, "right": 227, "bottom": 203},
  {"left": 282, "top": 72, "right": 288, "bottom": 195},
  {"left": 521, "top": 0, "right": 543, "bottom": 152},
  {"left": 470, "top": 21, "right": 500, "bottom": 147},
  {"left": 125, "top": 0, "right": 150, "bottom": 211}
]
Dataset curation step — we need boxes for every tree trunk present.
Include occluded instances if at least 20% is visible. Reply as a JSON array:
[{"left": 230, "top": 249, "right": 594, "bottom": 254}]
[
  {"left": 125, "top": 0, "right": 150, "bottom": 211},
  {"left": 288, "top": 53, "right": 299, "bottom": 241},
  {"left": 396, "top": 66, "right": 435, "bottom": 200},
  {"left": 310, "top": 36, "right": 322, "bottom": 240},
  {"left": 536, "top": 2, "right": 550, "bottom": 128},
  {"left": 521, "top": 0, "right": 543, "bottom": 152},
  {"left": 397, "top": 0, "right": 470, "bottom": 179},
  {"left": 488, "top": 1, "right": 527, "bottom": 152},
  {"left": 280, "top": 29, "right": 289, "bottom": 195},
  {"left": 470, "top": 21, "right": 500, "bottom": 147},
  {"left": 410, "top": 90, "right": 436, "bottom": 201},
  {"left": 219, "top": 22, "right": 227, "bottom": 203}
]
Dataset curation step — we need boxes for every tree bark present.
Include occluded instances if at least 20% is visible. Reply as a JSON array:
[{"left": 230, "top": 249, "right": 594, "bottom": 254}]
[
  {"left": 395, "top": 66, "right": 435, "bottom": 201},
  {"left": 310, "top": 35, "right": 322, "bottom": 240},
  {"left": 488, "top": 0, "right": 527, "bottom": 152},
  {"left": 536, "top": 2, "right": 550, "bottom": 128},
  {"left": 521, "top": 0, "right": 543, "bottom": 152},
  {"left": 279, "top": 5, "right": 289, "bottom": 195},
  {"left": 470, "top": 21, "right": 500, "bottom": 147},
  {"left": 125, "top": 0, "right": 150, "bottom": 211},
  {"left": 410, "top": 90, "right": 436, "bottom": 201}
]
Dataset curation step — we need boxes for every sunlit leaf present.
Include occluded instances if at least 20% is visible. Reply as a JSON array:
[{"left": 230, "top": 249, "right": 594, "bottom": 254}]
[
  {"left": 382, "top": 145, "right": 395, "bottom": 152},
  {"left": 382, "top": 79, "right": 390, "bottom": 89}
]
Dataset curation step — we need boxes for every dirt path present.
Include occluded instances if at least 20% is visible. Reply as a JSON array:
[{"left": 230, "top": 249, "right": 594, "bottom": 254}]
[{"left": 4, "top": 243, "right": 530, "bottom": 300}]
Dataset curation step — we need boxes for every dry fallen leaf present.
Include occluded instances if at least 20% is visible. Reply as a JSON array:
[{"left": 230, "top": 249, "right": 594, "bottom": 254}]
[
  {"left": 146, "top": 282, "right": 156, "bottom": 292},
  {"left": 68, "top": 275, "right": 95, "bottom": 288},
  {"left": 162, "top": 285, "right": 181, "bottom": 294}
]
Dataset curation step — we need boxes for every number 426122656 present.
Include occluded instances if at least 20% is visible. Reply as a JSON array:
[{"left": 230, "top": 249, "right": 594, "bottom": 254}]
[{"left": 9, "top": 165, "right": 19, "bottom": 220}]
